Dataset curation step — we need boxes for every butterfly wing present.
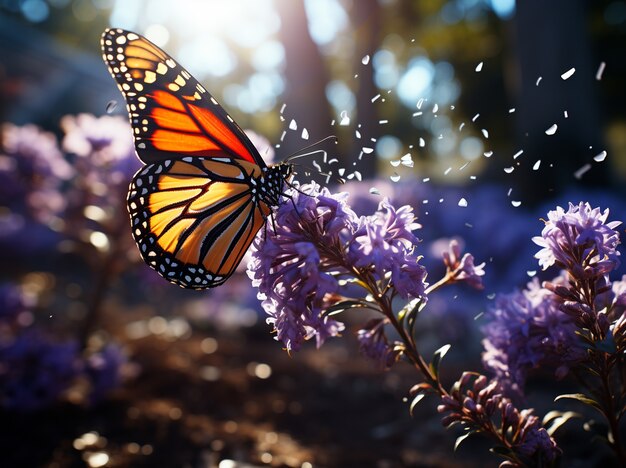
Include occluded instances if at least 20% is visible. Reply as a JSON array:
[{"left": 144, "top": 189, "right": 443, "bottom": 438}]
[
  {"left": 101, "top": 28, "right": 264, "bottom": 167},
  {"left": 101, "top": 28, "right": 279, "bottom": 288},
  {"left": 129, "top": 157, "right": 272, "bottom": 289}
]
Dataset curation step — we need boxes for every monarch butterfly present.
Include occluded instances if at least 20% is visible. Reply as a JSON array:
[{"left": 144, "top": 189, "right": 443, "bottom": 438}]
[{"left": 101, "top": 28, "right": 293, "bottom": 289}]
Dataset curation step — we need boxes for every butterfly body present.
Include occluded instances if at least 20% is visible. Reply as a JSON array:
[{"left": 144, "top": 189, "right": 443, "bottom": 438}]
[{"left": 101, "top": 28, "right": 291, "bottom": 289}]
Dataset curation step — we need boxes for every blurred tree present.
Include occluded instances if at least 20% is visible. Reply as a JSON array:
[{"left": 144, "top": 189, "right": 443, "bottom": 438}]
[
  {"left": 512, "top": 0, "right": 607, "bottom": 203},
  {"left": 349, "top": 0, "right": 382, "bottom": 179},
  {"left": 275, "top": 0, "right": 333, "bottom": 159}
]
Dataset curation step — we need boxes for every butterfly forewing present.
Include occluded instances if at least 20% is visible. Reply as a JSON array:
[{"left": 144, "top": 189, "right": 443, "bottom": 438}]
[
  {"left": 100, "top": 28, "right": 264, "bottom": 167},
  {"left": 101, "top": 28, "right": 288, "bottom": 289}
]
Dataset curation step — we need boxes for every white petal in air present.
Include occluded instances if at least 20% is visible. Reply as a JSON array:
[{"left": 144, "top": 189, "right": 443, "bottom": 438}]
[
  {"left": 545, "top": 124, "right": 558, "bottom": 135},
  {"left": 574, "top": 164, "right": 591, "bottom": 179},
  {"left": 339, "top": 111, "right": 350, "bottom": 126},
  {"left": 301, "top": 128, "right": 309, "bottom": 140},
  {"left": 533, "top": 160, "right": 541, "bottom": 170},
  {"left": 289, "top": 119, "right": 297, "bottom": 130},
  {"left": 594, "top": 150, "right": 607, "bottom": 162},
  {"left": 458, "top": 198, "right": 468, "bottom": 207},
  {"left": 475, "top": 62, "right": 483, "bottom": 72},
  {"left": 596, "top": 62, "right": 606, "bottom": 81},
  {"left": 362, "top": 54, "right": 370, "bottom": 65},
  {"left": 561, "top": 67, "right": 575, "bottom": 80}
]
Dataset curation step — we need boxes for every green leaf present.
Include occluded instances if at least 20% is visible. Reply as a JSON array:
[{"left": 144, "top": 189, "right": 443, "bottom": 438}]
[
  {"left": 323, "top": 300, "right": 369, "bottom": 316},
  {"left": 409, "top": 393, "right": 425, "bottom": 417},
  {"left": 409, "top": 382, "right": 433, "bottom": 396},
  {"left": 543, "top": 411, "right": 582, "bottom": 436},
  {"left": 397, "top": 298, "right": 421, "bottom": 323},
  {"left": 454, "top": 431, "right": 472, "bottom": 451},
  {"left": 429, "top": 344, "right": 452, "bottom": 378},
  {"left": 555, "top": 393, "right": 603, "bottom": 412}
]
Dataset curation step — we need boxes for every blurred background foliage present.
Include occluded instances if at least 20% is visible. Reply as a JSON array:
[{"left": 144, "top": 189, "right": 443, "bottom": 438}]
[{"left": 1, "top": 1, "right": 626, "bottom": 466}]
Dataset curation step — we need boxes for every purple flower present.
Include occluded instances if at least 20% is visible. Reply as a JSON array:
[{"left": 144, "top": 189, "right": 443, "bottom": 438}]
[
  {"left": 0, "top": 330, "right": 81, "bottom": 411},
  {"left": 248, "top": 184, "right": 355, "bottom": 351},
  {"left": 357, "top": 319, "right": 399, "bottom": 369},
  {"left": 442, "top": 239, "right": 486, "bottom": 289},
  {"left": 0, "top": 282, "right": 33, "bottom": 328},
  {"left": 249, "top": 184, "right": 426, "bottom": 352},
  {"left": 533, "top": 202, "right": 621, "bottom": 278},
  {"left": 438, "top": 372, "right": 561, "bottom": 464},
  {"left": 84, "top": 343, "right": 126, "bottom": 403},
  {"left": 0, "top": 123, "right": 72, "bottom": 223},
  {"left": 481, "top": 277, "right": 585, "bottom": 397}
]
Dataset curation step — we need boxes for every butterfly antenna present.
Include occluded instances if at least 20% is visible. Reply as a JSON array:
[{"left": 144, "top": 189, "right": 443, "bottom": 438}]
[
  {"left": 284, "top": 135, "right": 338, "bottom": 162},
  {"left": 291, "top": 162, "right": 346, "bottom": 185}
]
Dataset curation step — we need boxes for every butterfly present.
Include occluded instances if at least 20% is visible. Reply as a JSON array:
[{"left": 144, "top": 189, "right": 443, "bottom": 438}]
[{"left": 101, "top": 28, "right": 293, "bottom": 289}]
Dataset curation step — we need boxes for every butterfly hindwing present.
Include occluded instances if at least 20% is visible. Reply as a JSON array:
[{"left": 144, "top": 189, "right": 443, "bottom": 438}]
[
  {"left": 128, "top": 157, "right": 272, "bottom": 289},
  {"left": 101, "top": 28, "right": 263, "bottom": 167}
]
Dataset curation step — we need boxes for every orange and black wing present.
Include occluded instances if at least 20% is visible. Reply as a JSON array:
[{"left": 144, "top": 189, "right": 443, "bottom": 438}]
[
  {"left": 101, "top": 28, "right": 263, "bottom": 167},
  {"left": 128, "top": 156, "right": 272, "bottom": 289}
]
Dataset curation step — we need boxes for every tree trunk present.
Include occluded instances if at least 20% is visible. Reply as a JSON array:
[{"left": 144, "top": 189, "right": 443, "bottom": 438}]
[
  {"left": 512, "top": 0, "right": 606, "bottom": 204},
  {"left": 275, "top": 0, "right": 333, "bottom": 164}
]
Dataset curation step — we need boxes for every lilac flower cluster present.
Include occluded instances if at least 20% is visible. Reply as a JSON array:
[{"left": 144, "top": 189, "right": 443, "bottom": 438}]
[
  {"left": 437, "top": 372, "right": 561, "bottom": 466},
  {"left": 0, "top": 123, "right": 73, "bottom": 224},
  {"left": 248, "top": 183, "right": 428, "bottom": 353},
  {"left": 534, "top": 202, "right": 621, "bottom": 279},
  {"left": 481, "top": 277, "right": 585, "bottom": 398},
  {"left": 0, "top": 281, "right": 126, "bottom": 411}
]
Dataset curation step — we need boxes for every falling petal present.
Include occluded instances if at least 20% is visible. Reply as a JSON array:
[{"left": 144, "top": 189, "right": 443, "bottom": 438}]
[
  {"left": 412, "top": 111, "right": 423, "bottom": 117},
  {"left": 594, "top": 150, "right": 607, "bottom": 162},
  {"left": 301, "top": 128, "right": 309, "bottom": 140},
  {"left": 596, "top": 62, "right": 606, "bottom": 81},
  {"left": 564, "top": 110, "right": 568, "bottom": 118},
  {"left": 379, "top": 119, "right": 388, "bottom": 124},
  {"left": 545, "top": 124, "right": 558, "bottom": 135},
  {"left": 106, "top": 100, "right": 117, "bottom": 113},
  {"left": 508, "top": 108, "right": 515, "bottom": 113},
  {"left": 432, "top": 103, "right": 439, "bottom": 113},
  {"left": 339, "top": 111, "right": 350, "bottom": 126},
  {"left": 369, "top": 187, "right": 380, "bottom": 195},
  {"left": 458, "top": 198, "right": 468, "bottom": 207},
  {"left": 355, "top": 130, "right": 361, "bottom": 139},
  {"left": 481, "top": 129, "right": 489, "bottom": 139},
  {"left": 533, "top": 160, "right": 541, "bottom": 170},
  {"left": 416, "top": 98, "right": 424, "bottom": 109},
  {"left": 338, "top": 168, "right": 345, "bottom": 176},
  {"left": 472, "top": 113, "right": 480, "bottom": 122},
  {"left": 536, "top": 76, "right": 542, "bottom": 86},
  {"left": 574, "top": 163, "right": 591, "bottom": 179},
  {"left": 475, "top": 61, "right": 483, "bottom": 72},
  {"left": 526, "top": 270, "right": 537, "bottom": 277},
  {"left": 511, "top": 200, "right": 522, "bottom": 207},
  {"left": 289, "top": 119, "right": 297, "bottom": 130},
  {"left": 419, "top": 137, "right": 425, "bottom": 147},
  {"left": 444, "top": 167, "right": 452, "bottom": 175},
  {"left": 504, "top": 166, "right": 515, "bottom": 173},
  {"left": 390, "top": 173, "right": 401, "bottom": 182},
  {"left": 362, "top": 54, "right": 370, "bottom": 65},
  {"left": 513, "top": 149, "right": 524, "bottom": 159},
  {"left": 459, "top": 122, "right": 465, "bottom": 131},
  {"left": 280, "top": 103, "right": 286, "bottom": 114},
  {"left": 561, "top": 67, "right": 575, "bottom": 80},
  {"left": 371, "top": 94, "right": 380, "bottom": 103},
  {"left": 483, "top": 151, "right": 493, "bottom": 158},
  {"left": 390, "top": 160, "right": 401, "bottom": 167},
  {"left": 422, "top": 177, "right": 430, "bottom": 182}
]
